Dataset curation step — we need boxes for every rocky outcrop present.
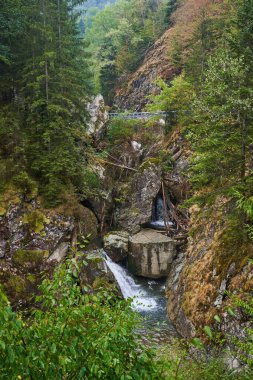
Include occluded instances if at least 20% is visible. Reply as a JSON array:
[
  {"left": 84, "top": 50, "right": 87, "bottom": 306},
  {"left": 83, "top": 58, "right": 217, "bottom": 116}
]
[
  {"left": 103, "top": 231, "right": 129, "bottom": 262},
  {"left": 0, "top": 193, "right": 98, "bottom": 307},
  {"left": 166, "top": 200, "right": 253, "bottom": 337},
  {"left": 116, "top": 164, "right": 162, "bottom": 234},
  {"left": 87, "top": 94, "right": 109, "bottom": 140},
  {"left": 114, "top": 28, "right": 177, "bottom": 110},
  {"left": 128, "top": 229, "right": 176, "bottom": 278}
]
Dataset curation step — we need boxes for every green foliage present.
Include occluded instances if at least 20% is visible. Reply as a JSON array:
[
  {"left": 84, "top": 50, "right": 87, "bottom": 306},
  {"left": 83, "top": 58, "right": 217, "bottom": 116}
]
[
  {"left": 0, "top": 0, "right": 93, "bottom": 207},
  {"left": 107, "top": 118, "right": 138, "bottom": 142},
  {"left": 85, "top": 0, "right": 168, "bottom": 100},
  {"left": 0, "top": 257, "right": 164, "bottom": 379},
  {"left": 165, "top": 0, "right": 178, "bottom": 26},
  {"left": 147, "top": 74, "right": 195, "bottom": 131},
  {"left": 186, "top": 46, "right": 253, "bottom": 207},
  {"left": 12, "top": 172, "right": 37, "bottom": 198},
  {"left": 23, "top": 210, "right": 50, "bottom": 234}
]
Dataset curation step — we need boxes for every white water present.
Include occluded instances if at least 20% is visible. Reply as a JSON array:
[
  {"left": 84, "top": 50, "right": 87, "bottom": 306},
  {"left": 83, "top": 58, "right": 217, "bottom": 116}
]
[
  {"left": 104, "top": 253, "right": 159, "bottom": 311},
  {"left": 149, "top": 196, "right": 173, "bottom": 229}
]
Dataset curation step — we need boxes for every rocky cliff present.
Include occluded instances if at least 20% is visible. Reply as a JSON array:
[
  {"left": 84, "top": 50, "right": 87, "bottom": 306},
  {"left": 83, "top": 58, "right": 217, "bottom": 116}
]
[
  {"left": 0, "top": 190, "right": 99, "bottom": 307},
  {"left": 113, "top": 0, "right": 226, "bottom": 111}
]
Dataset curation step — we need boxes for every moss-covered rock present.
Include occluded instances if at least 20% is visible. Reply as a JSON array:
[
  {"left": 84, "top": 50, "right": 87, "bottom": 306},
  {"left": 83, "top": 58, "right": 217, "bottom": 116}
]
[
  {"left": 23, "top": 210, "right": 50, "bottom": 234},
  {"left": 13, "top": 249, "right": 49, "bottom": 270}
]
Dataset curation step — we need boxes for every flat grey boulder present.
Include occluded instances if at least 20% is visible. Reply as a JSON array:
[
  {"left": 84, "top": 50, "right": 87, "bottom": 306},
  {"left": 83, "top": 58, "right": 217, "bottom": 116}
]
[
  {"left": 103, "top": 231, "right": 129, "bottom": 262},
  {"left": 129, "top": 229, "right": 176, "bottom": 278}
]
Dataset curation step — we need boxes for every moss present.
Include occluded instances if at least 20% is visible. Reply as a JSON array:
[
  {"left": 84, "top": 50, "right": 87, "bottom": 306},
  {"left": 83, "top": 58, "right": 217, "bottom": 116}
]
[
  {"left": 0, "top": 206, "right": 6, "bottom": 216},
  {"left": 13, "top": 249, "right": 49, "bottom": 269},
  {"left": 0, "top": 186, "right": 20, "bottom": 210},
  {"left": 213, "top": 216, "right": 253, "bottom": 277},
  {"left": 5, "top": 274, "right": 28, "bottom": 296},
  {"left": 26, "top": 274, "right": 36, "bottom": 284},
  {"left": 130, "top": 207, "right": 141, "bottom": 216},
  {"left": 0, "top": 284, "right": 9, "bottom": 304},
  {"left": 23, "top": 210, "right": 50, "bottom": 234},
  {"left": 139, "top": 157, "right": 161, "bottom": 172}
]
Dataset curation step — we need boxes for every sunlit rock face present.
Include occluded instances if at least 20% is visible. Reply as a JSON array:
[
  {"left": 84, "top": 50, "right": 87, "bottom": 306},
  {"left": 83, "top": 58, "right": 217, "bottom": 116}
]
[
  {"left": 87, "top": 94, "right": 109, "bottom": 140},
  {"left": 128, "top": 229, "right": 176, "bottom": 279}
]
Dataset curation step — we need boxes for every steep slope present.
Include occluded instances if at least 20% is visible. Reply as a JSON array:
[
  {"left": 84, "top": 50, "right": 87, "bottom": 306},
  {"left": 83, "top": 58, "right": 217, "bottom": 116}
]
[
  {"left": 114, "top": 0, "right": 226, "bottom": 111},
  {"left": 114, "top": 28, "right": 177, "bottom": 111}
]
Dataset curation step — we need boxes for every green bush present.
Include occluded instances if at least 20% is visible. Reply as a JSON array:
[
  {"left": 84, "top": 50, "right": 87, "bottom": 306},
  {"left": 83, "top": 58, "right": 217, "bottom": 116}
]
[
  {"left": 107, "top": 118, "right": 138, "bottom": 143},
  {"left": 0, "top": 256, "right": 164, "bottom": 379}
]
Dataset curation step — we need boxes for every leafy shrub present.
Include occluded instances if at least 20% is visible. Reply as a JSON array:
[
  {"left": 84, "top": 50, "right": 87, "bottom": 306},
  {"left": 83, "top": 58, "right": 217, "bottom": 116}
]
[
  {"left": 12, "top": 171, "right": 37, "bottom": 198},
  {"left": 107, "top": 118, "right": 138, "bottom": 143},
  {"left": 0, "top": 256, "right": 164, "bottom": 379}
]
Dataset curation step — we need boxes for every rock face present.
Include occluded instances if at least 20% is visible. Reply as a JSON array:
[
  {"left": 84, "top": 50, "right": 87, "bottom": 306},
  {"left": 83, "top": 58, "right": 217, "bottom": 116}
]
[
  {"left": 87, "top": 94, "right": 109, "bottom": 140},
  {"left": 128, "top": 229, "right": 176, "bottom": 278},
  {"left": 103, "top": 231, "right": 129, "bottom": 262},
  {"left": 0, "top": 194, "right": 98, "bottom": 307},
  {"left": 166, "top": 200, "right": 253, "bottom": 337},
  {"left": 114, "top": 28, "right": 177, "bottom": 110},
  {"left": 116, "top": 165, "right": 162, "bottom": 234}
]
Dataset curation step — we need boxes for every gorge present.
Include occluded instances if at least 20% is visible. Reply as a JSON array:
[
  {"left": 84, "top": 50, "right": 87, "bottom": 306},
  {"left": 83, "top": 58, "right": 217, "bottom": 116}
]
[{"left": 1, "top": 0, "right": 253, "bottom": 378}]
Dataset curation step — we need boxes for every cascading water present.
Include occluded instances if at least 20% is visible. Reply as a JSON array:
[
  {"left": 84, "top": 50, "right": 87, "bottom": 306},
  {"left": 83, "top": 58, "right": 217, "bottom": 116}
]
[
  {"left": 104, "top": 253, "right": 157, "bottom": 311},
  {"left": 104, "top": 252, "right": 176, "bottom": 337},
  {"left": 149, "top": 196, "right": 173, "bottom": 229}
]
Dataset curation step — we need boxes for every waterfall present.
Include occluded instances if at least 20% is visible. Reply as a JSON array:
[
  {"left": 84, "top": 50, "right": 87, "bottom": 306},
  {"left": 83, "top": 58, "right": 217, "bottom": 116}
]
[
  {"left": 104, "top": 253, "right": 158, "bottom": 311},
  {"left": 150, "top": 196, "right": 173, "bottom": 229},
  {"left": 103, "top": 251, "right": 177, "bottom": 337}
]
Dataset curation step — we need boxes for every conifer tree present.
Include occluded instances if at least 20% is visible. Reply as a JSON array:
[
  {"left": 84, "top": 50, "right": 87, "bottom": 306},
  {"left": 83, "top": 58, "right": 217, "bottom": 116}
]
[{"left": 0, "top": 0, "right": 93, "bottom": 206}]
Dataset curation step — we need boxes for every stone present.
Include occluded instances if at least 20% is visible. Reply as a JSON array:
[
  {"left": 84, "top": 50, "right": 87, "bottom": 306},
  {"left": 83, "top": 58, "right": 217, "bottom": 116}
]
[
  {"left": 87, "top": 94, "right": 109, "bottom": 140},
  {"left": 117, "top": 166, "right": 162, "bottom": 234},
  {"left": 128, "top": 229, "right": 176, "bottom": 278},
  {"left": 103, "top": 231, "right": 129, "bottom": 262},
  {"left": 79, "top": 207, "right": 98, "bottom": 241},
  {"left": 0, "top": 239, "right": 6, "bottom": 258},
  {"left": 47, "top": 242, "right": 69, "bottom": 263}
]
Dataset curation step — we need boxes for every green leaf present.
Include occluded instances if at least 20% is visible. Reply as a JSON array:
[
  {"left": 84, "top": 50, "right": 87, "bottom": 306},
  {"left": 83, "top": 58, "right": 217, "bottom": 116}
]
[
  {"left": 214, "top": 315, "right": 221, "bottom": 323},
  {"left": 203, "top": 326, "right": 213, "bottom": 339},
  {"left": 51, "top": 343, "right": 57, "bottom": 354},
  {"left": 227, "top": 307, "right": 237, "bottom": 317},
  {"left": 191, "top": 337, "right": 203, "bottom": 348}
]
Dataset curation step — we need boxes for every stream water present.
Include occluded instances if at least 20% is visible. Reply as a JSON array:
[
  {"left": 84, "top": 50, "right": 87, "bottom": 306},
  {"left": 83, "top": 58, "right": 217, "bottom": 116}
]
[{"left": 104, "top": 253, "right": 177, "bottom": 341}]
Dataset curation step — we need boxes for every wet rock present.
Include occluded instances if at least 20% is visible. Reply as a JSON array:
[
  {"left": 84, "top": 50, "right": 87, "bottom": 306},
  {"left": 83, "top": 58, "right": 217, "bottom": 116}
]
[
  {"left": 103, "top": 231, "right": 129, "bottom": 262},
  {"left": 128, "top": 229, "right": 176, "bottom": 278},
  {"left": 117, "top": 165, "right": 162, "bottom": 234}
]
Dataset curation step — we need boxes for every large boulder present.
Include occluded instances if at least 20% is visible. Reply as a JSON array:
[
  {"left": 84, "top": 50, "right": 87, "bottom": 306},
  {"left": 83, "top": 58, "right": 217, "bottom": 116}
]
[
  {"left": 116, "top": 164, "right": 162, "bottom": 234},
  {"left": 128, "top": 229, "right": 176, "bottom": 278},
  {"left": 103, "top": 231, "right": 129, "bottom": 262}
]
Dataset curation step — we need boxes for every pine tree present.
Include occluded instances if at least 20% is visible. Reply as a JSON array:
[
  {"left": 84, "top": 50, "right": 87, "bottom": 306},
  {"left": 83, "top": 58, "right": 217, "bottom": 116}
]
[{"left": 0, "top": 0, "right": 93, "bottom": 206}]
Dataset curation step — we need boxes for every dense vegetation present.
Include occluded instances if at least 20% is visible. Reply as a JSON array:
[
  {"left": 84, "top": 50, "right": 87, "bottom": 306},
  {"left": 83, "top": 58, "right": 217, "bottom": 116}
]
[
  {"left": 1, "top": 255, "right": 253, "bottom": 379},
  {"left": 0, "top": 0, "right": 94, "bottom": 207},
  {"left": 85, "top": 0, "right": 172, "bottom": 103},
  {"left": 148, "top": 0, "right": 253, "bottom": 240}
]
